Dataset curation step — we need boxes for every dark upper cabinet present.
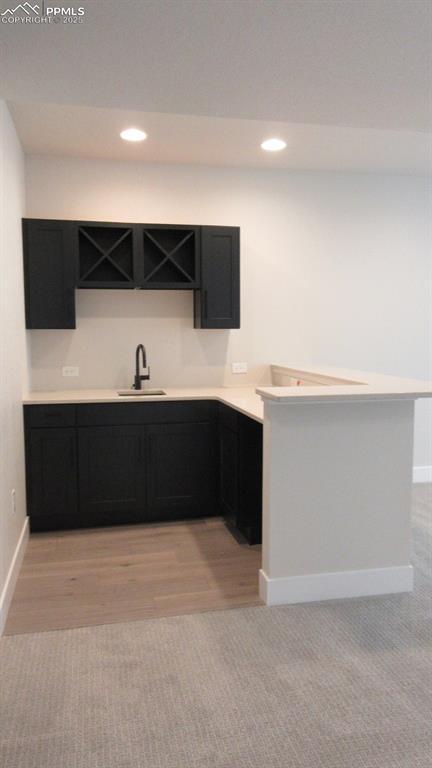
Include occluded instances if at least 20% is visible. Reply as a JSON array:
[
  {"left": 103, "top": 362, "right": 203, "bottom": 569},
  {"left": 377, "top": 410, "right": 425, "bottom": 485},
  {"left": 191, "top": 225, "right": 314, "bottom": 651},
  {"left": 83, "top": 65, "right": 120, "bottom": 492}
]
[
  {"left": 78, "top": 426, "right": 146, "bottom": 519},
  {"left": 23, "top": 219, "right": 76, "bottom": 329},
  {"left": 139, "top": 224, "right": 200, "bottom": 289},
  {"left": 147, "top": 421, "right": 217, "bottom": 520},
  {"left": 76, "top": 222, "right": 139, "bottom": 289},
  {"left": 194, "top": 226, "right": 240, "bottom": 329},
  {"left": 26, "top": 428, "right": 78, "bottom": 524},
  {"left": 24, "top": 219, "right": 240, "bottom": 329}
]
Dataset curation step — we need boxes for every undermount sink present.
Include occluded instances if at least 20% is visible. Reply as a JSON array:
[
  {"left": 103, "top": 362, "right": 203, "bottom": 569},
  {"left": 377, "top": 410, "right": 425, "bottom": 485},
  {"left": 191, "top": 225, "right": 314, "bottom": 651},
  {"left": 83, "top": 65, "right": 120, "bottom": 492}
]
[{"left": 117, "top": 389, "right": 166, "bottom": 397}]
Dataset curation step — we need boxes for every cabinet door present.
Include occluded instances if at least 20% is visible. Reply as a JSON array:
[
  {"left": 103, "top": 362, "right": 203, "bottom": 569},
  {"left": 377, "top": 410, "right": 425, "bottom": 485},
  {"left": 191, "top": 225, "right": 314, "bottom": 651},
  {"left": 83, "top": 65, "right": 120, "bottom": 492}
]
[
  {"left": 238, "top": 416, "right": 263, "bottom": 544},
  {"left": 78, "top": 426, "right": 146, "bottom": 518},
  {"left": 23, "top": 219, "right": 76, "bottom": 329},
  {"left": 219, "top": 407, "right": 263, "bottom": 544},
  {"left": 147, "top": 422, "right": 217, "bottom": 520},
  {"left": 27, "top": 428, "right": 78, "bottom": 519},
  {"left": 219, "top": 423, "right": 239, "bottom": 527},
  {"left": 194, "top": 226, "right": 240, "bottom": 328}
]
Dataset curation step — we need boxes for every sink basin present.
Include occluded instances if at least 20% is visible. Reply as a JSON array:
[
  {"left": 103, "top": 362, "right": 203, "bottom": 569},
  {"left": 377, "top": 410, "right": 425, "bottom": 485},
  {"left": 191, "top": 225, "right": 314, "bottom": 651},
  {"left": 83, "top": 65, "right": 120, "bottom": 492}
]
[{"left": 117, "top": 389, "right": 166, "bottom": 397}]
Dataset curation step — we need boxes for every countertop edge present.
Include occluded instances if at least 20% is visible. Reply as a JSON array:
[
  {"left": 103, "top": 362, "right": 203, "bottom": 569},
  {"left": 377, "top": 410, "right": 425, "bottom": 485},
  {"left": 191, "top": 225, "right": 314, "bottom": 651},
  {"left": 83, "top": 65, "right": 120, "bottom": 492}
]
[{"left": 256, "top": 389, "right": 432, "bottom": 403}]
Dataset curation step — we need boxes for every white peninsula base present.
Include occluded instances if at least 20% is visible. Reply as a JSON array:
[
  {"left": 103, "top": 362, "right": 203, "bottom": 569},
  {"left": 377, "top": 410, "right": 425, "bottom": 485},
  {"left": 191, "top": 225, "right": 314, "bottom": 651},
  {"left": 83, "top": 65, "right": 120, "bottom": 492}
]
[{"left": 257, "top": 364, "right": 431, "bottom": 606}]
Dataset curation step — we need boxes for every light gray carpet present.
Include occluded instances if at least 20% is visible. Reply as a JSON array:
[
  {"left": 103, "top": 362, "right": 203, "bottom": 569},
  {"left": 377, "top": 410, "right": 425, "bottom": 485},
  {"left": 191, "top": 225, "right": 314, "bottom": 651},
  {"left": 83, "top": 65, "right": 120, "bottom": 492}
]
[{"left": 1, "top": 486, "right": 431, "bottom": 768}]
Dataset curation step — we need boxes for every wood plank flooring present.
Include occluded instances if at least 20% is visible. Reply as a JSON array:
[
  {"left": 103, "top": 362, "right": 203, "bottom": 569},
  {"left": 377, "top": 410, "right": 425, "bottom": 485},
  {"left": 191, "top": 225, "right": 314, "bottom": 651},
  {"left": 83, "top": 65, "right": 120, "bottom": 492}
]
[{"left": 5, "top": 518, "right": 262, "bottom": 635}]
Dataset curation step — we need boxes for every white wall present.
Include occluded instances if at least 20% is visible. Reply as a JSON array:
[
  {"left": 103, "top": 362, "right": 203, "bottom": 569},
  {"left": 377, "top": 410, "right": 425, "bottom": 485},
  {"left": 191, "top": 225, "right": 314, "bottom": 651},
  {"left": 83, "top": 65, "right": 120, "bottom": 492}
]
[
  {"left": 25, "top": 155, "right": 431, "bottom": 468},
  {"left": 0, "top": 101, "right": 28, "bottom": 632}
]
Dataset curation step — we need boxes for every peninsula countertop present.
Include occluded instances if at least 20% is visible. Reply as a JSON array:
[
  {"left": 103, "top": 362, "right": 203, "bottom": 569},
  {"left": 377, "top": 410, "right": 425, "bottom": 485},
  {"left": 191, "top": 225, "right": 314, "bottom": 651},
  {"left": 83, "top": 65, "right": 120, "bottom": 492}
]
[{"left": 257, "top": 363, "right": 432, "bottom": 404}]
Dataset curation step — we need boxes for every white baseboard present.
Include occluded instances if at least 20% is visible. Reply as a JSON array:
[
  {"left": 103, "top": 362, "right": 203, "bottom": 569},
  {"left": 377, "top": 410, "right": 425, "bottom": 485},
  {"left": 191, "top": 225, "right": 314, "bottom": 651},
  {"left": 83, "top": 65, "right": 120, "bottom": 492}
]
[
  {"left": 259, "top": 564, "right": 414, "bottom": 606},
  {"left": 0, "top": 517, "right": 29, "bottom": 636},
  {"left": 413, "top": 465, "right": 432, "bottom": 483}
]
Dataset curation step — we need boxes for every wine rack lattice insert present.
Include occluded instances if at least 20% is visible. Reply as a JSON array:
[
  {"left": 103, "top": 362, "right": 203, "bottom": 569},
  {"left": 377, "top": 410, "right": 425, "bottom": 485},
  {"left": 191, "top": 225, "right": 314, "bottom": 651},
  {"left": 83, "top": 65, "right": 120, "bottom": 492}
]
[
  {"left": 79, "top": 226, "right": 134, "bottom": 284},
  {"left": 143, "top": 228, "right": 197, "bottom": 284}
]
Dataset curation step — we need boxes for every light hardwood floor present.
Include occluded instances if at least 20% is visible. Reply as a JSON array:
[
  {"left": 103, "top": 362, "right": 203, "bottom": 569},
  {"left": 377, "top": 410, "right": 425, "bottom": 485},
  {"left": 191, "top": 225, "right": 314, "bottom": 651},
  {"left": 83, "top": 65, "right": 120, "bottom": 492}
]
[{"left": 5, "top": 518, "right": 262, "bottom": 635}]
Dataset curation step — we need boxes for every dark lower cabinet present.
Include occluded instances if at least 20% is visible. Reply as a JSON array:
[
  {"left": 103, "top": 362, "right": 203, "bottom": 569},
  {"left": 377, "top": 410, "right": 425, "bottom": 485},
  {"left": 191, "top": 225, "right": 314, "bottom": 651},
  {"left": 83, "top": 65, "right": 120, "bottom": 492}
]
[
  {"left": 24, "top": 400, "right": 261, "bottom": 540},
  {"left": 147, "top": 422, "right": 217, "bottom": 520},
  {"left": 27, "top": 428, "right": 78, "bottom": 531},
  {"left": 219, "top": 405, "right": 263, "bottom": 544},
  {"left": 237, "top": 416, "right": 263, "bottom": 544},
  {"left": 220, "top": 418, "right": 239, "bottom": 528},
  {"left": 78, "top": 426, "right": 146, "bottom": 523}
]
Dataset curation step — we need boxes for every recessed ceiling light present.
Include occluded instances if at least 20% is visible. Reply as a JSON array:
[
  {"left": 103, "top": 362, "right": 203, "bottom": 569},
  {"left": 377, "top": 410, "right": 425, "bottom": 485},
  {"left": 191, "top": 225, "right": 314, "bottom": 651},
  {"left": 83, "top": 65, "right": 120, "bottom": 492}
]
[
  {"left": 120, "top": 128, "right": 147, "bottom": 142},
  {"left": 261, "top": 138, "right": 287, "bottom": 152}
]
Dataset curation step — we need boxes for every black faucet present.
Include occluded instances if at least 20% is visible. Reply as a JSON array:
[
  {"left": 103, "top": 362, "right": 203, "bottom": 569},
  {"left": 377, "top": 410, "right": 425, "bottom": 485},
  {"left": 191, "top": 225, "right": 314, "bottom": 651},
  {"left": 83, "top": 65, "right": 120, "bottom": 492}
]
[{"left": 133, "top": 344, "right": 150, "bottom": 390}]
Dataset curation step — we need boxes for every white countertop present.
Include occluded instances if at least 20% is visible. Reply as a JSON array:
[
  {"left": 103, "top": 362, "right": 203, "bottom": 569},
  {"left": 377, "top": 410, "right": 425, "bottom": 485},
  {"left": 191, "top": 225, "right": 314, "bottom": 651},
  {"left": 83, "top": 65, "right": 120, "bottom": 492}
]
[
  {"left": 22, "top": 387, "right": 264, "bottom": 423},
  {"left": 22, "top": 365, "right": 431, "bottom": 419},
  {"left": 257, "top": 363, "right": 432, "bottom": 403}
]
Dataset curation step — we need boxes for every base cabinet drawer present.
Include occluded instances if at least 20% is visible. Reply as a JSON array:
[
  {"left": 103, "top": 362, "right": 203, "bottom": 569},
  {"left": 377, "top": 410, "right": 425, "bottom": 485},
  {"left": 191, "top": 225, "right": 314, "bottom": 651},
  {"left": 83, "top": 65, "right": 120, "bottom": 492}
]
[
  {"left": 27, "top": 428, "right": 78, "bottom": 527},
  {"left": 77, "top": 400, "right": 216, "bottom": 426},
  {"left": 24, "top": 404, "right": 76, "bottom": 429}
]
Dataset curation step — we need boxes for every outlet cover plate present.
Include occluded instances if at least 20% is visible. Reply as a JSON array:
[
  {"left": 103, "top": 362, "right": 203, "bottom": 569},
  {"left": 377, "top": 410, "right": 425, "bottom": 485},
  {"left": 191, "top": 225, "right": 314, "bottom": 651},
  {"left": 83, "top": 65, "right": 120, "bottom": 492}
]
[
  {"left": 62, "top": 366, "right": 79, "bottom": 377},
  {"left": 231, "top": 362, "right": 248, "bottom": 374}
]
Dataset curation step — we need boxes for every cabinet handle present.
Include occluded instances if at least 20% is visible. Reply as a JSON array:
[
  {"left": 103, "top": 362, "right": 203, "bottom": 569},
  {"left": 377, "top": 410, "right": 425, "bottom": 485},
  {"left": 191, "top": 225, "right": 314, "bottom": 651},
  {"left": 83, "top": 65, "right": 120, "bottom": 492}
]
[{"left": 204, "top": 290, "right": 208, "bottom": 318}]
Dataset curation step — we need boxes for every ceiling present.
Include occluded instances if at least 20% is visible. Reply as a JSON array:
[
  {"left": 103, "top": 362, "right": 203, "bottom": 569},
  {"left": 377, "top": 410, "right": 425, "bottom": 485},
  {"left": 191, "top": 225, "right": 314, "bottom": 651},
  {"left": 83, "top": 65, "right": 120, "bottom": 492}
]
[
  {"left": 8, "top": 101, "right": 431, "bottom": 173},
  {"left": 1, "top": 0, "right": 431, "bottom": 172},
  {"left": 1, "top": 0, "right": 431, "bottom": 131}
]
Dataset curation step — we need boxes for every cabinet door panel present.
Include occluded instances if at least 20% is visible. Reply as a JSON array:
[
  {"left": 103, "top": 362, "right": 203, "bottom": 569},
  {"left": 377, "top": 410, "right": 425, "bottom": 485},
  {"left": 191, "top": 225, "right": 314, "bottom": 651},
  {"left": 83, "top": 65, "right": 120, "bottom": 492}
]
[
  {"left": 238, "top": 416, "right": 263, "bottom": 544},
  {"left": 195, "top": 226, "right": 240, "bottom": 328},
  {"left": 28, "top": 428, "right": 77, "bottom": 518},
  {"left": 219, "top": 424, "right": 239, "bottom": 527},
  {"left": 23, "top": 219, "right": 76, "bottom": 329},
  {"left": 219, "top": 407, "right": 263, "bottom": 544},
  {"left": 147, "top": 422, "right": 217, "bottom": 519},
  {"left": 78, "top": 426, "right": 146, "bottom": 516}
]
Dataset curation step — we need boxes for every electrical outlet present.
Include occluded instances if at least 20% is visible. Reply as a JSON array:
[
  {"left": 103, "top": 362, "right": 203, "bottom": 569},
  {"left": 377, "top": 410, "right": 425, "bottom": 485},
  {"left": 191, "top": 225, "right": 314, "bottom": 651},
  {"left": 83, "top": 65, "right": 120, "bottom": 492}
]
[
  {"left": 231, "top": 362, "right": 248, "bottom": 374},
  {"left": 62, "top": 366, "right": 79, "bottom": 377},
  {"left": 11, "top": 489, "right": 16, "bottom": 515}
]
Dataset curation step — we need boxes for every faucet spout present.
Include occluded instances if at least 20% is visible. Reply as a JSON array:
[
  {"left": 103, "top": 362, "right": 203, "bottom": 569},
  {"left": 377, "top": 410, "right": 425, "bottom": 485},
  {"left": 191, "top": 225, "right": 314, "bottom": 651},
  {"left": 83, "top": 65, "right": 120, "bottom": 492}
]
[{"left": 133, "top": 344, "right": 150, "bottom": 390}]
